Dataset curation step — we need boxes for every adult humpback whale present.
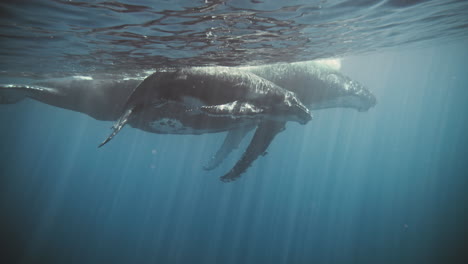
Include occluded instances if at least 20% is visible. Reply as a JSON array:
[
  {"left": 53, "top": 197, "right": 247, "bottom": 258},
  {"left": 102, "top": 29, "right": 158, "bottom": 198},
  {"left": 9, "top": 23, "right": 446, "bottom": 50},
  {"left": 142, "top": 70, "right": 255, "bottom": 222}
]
[{"left": 0, "top": 61, "right": 376, "bottom": 181}]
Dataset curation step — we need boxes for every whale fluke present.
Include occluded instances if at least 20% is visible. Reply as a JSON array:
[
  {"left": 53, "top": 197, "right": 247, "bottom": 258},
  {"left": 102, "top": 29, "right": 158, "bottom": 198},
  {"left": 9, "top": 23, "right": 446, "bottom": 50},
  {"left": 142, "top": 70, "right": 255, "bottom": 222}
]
[
  {"left": 0, "top": 84, "right": 62, "bottom": 104},
  {"left": 220, "top": 120, "right": 285, "bottom": 182}
]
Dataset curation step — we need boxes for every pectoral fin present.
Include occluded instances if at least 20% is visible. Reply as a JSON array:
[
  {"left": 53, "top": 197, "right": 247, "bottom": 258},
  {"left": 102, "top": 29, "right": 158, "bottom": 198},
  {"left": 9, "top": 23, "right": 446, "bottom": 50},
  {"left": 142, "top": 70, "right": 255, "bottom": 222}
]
[
  {"left": 220, "top": 121, "right": 286, "bottom": 182},
  {"left": 200, "top": 101, "right": 264, "bottom": 118},
  {"left": 204, "top": 125, "right": 255, "bottom": 171},
  {"left": 98, "top": 107, "right": 134, "bottom": 148}
]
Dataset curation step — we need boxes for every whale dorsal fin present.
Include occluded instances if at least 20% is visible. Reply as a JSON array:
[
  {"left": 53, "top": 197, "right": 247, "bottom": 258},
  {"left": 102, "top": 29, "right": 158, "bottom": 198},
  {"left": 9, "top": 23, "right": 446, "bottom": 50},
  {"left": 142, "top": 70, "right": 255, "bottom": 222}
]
[
  {"left": 98, "top": 107, "right": 134, "bottom": 148},
  {"left": 200, "top": 101, "right": 264, "bottom": 118},
  {"left": 220, "top": 120, "right": 285, "bottom": 182},
  {"left": 204, "top": 125, "right": 255, "bottom": 171}
]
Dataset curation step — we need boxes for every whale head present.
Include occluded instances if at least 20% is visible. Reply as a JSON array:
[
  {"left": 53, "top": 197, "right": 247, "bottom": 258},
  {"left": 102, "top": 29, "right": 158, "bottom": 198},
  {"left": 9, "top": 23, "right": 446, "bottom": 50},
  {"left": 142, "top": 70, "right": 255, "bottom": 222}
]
[
  {"left": 338, "top": 78, "right": 376, "bottom": 112},
  {"left": 283, "top": 91, "right": 312, "bottom": 124},
  {"left": 242, "top": 61, "right": 376, "bottom": 112},
  {"left": 307, "top": 71, "right": 377, "bottom": 112},
  {"left": 264, "top": 90, "right": 312, "bottom": 125}
]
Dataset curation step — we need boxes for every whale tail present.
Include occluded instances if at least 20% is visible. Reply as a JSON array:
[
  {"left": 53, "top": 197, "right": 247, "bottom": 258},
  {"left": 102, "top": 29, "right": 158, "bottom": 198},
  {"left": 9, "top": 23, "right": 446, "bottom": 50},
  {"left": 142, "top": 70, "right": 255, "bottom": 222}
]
[
  {"left": 0, "top": 84, "right": 27, "bottom": 104},
  {"left": 0, "top": 84, "right": 63, "bottom": 105}
]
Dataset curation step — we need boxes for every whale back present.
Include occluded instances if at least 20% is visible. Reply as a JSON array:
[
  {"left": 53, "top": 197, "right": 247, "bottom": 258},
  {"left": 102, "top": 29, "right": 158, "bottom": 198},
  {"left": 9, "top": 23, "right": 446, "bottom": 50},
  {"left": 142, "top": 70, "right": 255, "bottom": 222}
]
[
  {"left": 34, "top": 78, "right": 141, "bottom": 120},
  {"left": 241, "top": 61, "right": 376, "bottom": 111}
]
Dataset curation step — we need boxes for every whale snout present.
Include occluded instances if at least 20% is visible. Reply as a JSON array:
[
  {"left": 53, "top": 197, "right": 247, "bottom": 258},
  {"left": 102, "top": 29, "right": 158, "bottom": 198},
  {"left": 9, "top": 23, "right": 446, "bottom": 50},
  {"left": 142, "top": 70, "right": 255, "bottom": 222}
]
[
  {"left": 284, "top": 92, "right": 312, "bottom": 124},
  {"left": 295, "top": 105, "right": 312, "bottom": 124},
  {"left": 289, "top": 98, "right": 312, "bottom": 124},
  {"left": 298, "top": 115, "right": 312, "bottom": 124},
  {"left": 358, "top": 92, "right": 377, "bottom": 112}
]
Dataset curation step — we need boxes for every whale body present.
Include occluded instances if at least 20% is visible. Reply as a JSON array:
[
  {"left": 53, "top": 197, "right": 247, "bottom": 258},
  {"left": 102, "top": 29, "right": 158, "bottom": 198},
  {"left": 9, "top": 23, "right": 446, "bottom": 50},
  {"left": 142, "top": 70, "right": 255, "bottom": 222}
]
[{"left": 0, "top": 61, "right": 376, "bottom": 181}]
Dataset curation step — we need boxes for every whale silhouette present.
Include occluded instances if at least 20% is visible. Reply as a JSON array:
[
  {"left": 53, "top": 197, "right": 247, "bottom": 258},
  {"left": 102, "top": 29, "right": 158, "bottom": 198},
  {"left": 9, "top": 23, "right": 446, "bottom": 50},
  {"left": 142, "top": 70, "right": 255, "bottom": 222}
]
[{"left": 0, "top": 61, "right": 376, "bottom": 181}]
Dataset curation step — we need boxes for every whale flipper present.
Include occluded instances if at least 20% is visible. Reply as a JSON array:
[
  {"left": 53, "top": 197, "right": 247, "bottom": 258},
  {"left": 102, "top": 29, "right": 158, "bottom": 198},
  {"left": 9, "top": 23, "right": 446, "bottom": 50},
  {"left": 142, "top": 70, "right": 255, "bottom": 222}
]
[
  {"left": 221, "top": 120, "right": 285, "bottom": 182},
  {"left": 204, "top": 125, "right": 255, "bottom": 171},
  {"left": 200, "top": 101, "right": 264, "bottom": 118},
  {"left": 98, "top": 107, "right": 134, "bottom": 148}
]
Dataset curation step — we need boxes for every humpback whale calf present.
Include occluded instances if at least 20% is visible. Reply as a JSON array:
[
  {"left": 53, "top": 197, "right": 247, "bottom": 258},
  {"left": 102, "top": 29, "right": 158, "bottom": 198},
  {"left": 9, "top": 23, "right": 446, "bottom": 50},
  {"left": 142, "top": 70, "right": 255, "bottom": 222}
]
[
  {"left": 0, "top": 61, "right": 376, "bottom": 182},
  {"left": 98, "top": 67, "right": 311, "bottom": 147},
  {"left": 98, "top": 67, "right": 312, "bottom": 181}
]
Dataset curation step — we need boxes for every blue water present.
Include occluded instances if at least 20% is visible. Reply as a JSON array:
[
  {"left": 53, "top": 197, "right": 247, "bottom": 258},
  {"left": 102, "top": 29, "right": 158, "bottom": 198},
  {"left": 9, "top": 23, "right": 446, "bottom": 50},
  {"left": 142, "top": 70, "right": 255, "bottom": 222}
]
[{"left": 1, "top": 1, "right": 468, "bottom": 264}]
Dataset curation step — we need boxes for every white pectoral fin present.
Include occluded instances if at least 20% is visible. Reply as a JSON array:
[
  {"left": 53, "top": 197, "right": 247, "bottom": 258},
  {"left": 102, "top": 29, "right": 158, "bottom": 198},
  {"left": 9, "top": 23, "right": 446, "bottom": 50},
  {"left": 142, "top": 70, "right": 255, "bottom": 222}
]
[
  {"left": 98, "top": 107, "right": 134, "bottom": 148},
  {"left": 200, "top": 101, "right": 264, "bottom": 118},
  {"left": 220, "top": 120, "right": 286, "bottom": 182},
  {"left": 204, "top": 125, "right": 255, "bottom": 171}
]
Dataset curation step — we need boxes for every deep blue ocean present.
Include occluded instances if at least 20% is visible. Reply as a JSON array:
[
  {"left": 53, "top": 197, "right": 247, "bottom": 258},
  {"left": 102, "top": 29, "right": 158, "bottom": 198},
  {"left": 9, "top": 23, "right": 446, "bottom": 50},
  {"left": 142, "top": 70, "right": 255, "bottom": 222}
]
[{"left": 1, "top": 1, "right": 468, "bottom": 264}]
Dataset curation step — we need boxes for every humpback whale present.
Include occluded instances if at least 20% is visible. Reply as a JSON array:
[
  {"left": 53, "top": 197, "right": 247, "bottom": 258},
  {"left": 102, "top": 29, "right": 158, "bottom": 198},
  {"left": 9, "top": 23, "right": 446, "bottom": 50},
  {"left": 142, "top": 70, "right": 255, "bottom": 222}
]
[
  {"left": 0, "top": 61, "right": 376, "bottom": 182},
  {"left": 204, "top": 61, "right": 377, "bottom": 175},
  {"left": 240, "top": 61, "right": 376, "bottom": 111},
  {"left": 98, "top": 67, "right": 311, "bottom": 147}
]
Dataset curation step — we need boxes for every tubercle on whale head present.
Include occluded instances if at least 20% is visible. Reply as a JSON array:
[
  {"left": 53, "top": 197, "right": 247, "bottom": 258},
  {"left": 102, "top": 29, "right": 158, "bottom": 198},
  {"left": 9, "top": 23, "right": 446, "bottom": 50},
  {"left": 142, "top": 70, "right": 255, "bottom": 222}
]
[
  {"left": 291, "top": 100, "right": 312, "bottom": 124},
  {"left": 296, "top": 109, "right": 312, "bottom": 124},
  {"left": 295, "top": 106, "right": 312, "bottom": 124},
  {"left": 316, "top": 70, "right": 377, "bottom": 112},
  {"left": 358, "top": 92, "right": 377, "bottom": 112},
  {"left": 283, "top": 91, "right": 312, "bottom": 124},
  {"left": 330, "top": 75, "right": 377, "bottom": 112},
  {"left": 353, "top": 85, "right": 377, "bottom": 112}
]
